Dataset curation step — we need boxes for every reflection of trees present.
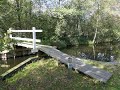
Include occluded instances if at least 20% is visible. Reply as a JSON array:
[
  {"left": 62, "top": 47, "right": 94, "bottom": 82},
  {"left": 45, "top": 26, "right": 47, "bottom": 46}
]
[
  {"left": 2, "top": 59, "right": 7, "bottom": 64},
  {"left": 1, "top": 53, "right": 7, "bottom": 64},
  {"left": 97, "top": 53, "right": 104, "bottom": 61},
  {"left": 1, "top": 56, "right": 11, "bottom": 68},
  {"left": 63, "top": 44, "right": 120, "bottom": 62},
  {"left": 110, "top": 45, "right": 120, "bottom": 62},
  {"left": 93, "top": 45, "right": 95, "bottom": 59},
  {"left": 80, "top": 53, "right": 87, "bottom": 59},
  {"left": 1, "top": 58, "right": 10, "bottom": 68},
  {"left": 94, "top": 45, "right": 115, "bottom": 62}
]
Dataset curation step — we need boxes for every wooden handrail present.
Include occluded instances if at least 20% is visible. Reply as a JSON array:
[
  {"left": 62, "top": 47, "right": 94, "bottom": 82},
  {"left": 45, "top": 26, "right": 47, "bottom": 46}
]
[
  {"left": 10, "top": 30, "right": 42, "bottom": 32},
  {"left": 11, "top": 37, "right": 41, "bottom": 42},
  {"left": 8, "top": 27, "right": 42, "bottom": 53}
]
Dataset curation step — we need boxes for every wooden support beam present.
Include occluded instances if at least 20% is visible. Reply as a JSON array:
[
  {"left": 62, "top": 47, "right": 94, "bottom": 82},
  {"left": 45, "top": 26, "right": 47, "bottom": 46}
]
[{"left": 0, "top": 56, "right": 38, "bottom": 80}]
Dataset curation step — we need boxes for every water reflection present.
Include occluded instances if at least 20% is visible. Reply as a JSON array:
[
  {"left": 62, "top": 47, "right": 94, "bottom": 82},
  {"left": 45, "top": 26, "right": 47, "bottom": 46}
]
[
  {"left": 62, "top": 44, "right": 120, "bottom": 62},
  {"left": 0, "top": 58, "right": 10, "bottom": 68}
]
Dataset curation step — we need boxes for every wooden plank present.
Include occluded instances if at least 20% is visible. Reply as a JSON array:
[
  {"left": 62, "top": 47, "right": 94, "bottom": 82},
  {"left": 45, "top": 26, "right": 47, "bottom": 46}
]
[
  {"left": 73, "top": 62, "right": 111, "bottom": 82},
  {"left": 11, "top": 37, "right": 41, "bottom": 42},
  {"left": 78, "top": 67, "right": 107, "bottom": 82},
  {"left": 54, "top": 53, "right": 109, "bottom": 81},
  {"left": 10, "top": 30, "right": 42, "bottom": 32},
  {"left": 47, "top": 50, "right": 110, "bottom": 82},
  {"left": 73, "top": 59, "right": 112, "bottom": 76},
  {"left": 16, "top": 43, "right": 112, "bottom": 83},
  {"left": 17, "top": 43, "right": 33, "bottom": 48},
  {"left": 0, "top": 56, "right": 38, "bottom": 80},
  {"left": 38, "top": 46, "right": 112, "bottom": 82},
  {"left": 58, "top": 52, "right": 112, "bottom": 82}
]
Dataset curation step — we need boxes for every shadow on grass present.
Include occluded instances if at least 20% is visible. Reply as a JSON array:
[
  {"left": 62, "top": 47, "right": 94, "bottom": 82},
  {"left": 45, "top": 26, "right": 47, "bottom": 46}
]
[{"left": 1, "top": 58, "right": 120, "bottom": 90}]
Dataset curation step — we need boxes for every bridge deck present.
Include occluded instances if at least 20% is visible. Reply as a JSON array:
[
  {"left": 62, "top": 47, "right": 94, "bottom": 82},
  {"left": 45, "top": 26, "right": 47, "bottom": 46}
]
[{"left": 17, "top": 42, "right": 112, "bottom": 83}]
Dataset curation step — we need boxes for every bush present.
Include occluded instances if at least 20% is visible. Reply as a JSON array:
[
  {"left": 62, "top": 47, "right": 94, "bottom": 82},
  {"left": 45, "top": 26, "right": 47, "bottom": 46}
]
[
  {"left": 78, "top": 36, "right": 89, "bottom": 45},
  {"left": 69, "top": 37, "right": 79, "bottom": 46},
  {"left": 0, "top": 38, "right": 4, "bottom": 51},
  {"left": 0, "top": 32, "right": 15, "bottom": 52},
  {"left": 50, "top": 36, "right": 67, "bottom": 49}
]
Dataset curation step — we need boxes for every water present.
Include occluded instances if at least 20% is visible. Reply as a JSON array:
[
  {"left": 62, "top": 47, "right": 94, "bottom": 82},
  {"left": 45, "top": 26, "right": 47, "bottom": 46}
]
[
  {"left": 0, "top": 55, "right": 34, "bottom": 75},
  {"left": 62, "top": 44, "right": 120, "bottom": 62}
]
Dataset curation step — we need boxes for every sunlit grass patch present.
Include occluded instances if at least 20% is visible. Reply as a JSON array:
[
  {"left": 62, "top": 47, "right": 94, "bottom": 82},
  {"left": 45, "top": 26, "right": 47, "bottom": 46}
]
[{"left": 6, "top": 58, "right": 58, "bottom": 83}]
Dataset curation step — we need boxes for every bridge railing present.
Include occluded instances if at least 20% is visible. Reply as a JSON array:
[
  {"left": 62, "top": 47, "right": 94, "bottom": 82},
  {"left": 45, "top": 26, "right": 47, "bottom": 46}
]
[{"left": 7, "top": 27, "right": 42, "bottom": 52}]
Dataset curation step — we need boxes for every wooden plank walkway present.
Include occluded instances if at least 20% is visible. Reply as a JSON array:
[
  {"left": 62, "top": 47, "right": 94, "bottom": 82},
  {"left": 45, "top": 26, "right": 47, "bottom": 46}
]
[
  {"left": 0, "top": 56, "right": 38, "bottom": 80},
  {"left": 16, "top": 42, "right": 112, "bottom": 83}
]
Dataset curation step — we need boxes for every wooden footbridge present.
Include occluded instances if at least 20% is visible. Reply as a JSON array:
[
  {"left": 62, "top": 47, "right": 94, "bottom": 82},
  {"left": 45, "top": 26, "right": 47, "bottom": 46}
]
[{"left": 7, "top": 27, "right": 112, "bottom": 83}]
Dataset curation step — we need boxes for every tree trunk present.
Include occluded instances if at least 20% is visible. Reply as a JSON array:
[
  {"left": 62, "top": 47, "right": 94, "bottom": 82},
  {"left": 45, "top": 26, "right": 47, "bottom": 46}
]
[
  {"left": 15, "top": 0, "right": 22, "bottom": 29},
  {"left": 92, "top": 17, "right": 98, "bottom": 44},
  {"left": 92, "top": 45, "right": 96, "bottom": 59},
  {"left": 77, "top": 16, "right": 81, "bottom": 36},
  {"left": 92, "top": 28, "right": 97, "bottom": 44}
]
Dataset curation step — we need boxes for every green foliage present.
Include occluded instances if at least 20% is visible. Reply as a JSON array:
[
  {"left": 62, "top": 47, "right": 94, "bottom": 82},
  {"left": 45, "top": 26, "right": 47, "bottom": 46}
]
[
  {"left": 0, "top": 38, "right": 4, "bottom": 51},
  {"left": 49, "top": 36, "right": 67, "bottom": 49},
  {"left": 0, "top": 32, "right": 16, "bottom": 52},
  {"left": 0, "top": 0, "right": 120, "bottom": 50}
]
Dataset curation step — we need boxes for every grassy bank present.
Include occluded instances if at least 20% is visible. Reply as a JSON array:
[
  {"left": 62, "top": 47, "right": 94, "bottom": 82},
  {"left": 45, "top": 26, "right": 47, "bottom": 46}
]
[{"left": 0, "top": 58, "right": 120, "bottom": 90}]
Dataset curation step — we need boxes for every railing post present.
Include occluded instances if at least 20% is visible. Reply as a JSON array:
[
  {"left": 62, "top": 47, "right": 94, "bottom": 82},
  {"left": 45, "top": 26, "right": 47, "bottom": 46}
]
[
  {"left": 8, "top": 28, "right": 12, "bottom": 38},
  {"left": 32, "top": 27, "right": 36, "bottom": 50},
  {"left": 8, "top": 27, "right": 41, "bottom": 53}
]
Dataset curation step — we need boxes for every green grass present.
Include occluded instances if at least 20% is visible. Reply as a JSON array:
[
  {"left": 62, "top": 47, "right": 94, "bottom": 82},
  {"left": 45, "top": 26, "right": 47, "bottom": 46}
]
[{"left": 1, "top": 58, "right": 120, "bottom": 90}]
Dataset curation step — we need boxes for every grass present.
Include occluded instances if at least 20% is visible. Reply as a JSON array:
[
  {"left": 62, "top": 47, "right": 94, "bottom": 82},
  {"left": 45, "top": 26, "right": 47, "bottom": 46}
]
[{"left": 0, "top": 58, "right": 120, "bottom": 90}]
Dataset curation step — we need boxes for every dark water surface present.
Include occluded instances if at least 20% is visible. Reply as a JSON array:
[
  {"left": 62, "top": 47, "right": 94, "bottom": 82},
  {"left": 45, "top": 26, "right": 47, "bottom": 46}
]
[
  {"left": 0, "top": 55, "right": 34, "bottom": 75},
  {"left": 62, "top": 44, "right": 120, "bottom": 62}
]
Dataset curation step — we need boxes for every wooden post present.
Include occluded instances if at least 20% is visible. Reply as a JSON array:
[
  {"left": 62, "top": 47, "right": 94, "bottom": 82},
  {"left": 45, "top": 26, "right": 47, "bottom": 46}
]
[
  {"left": 32, "top": 27, "right": 36, "bottom": 50},
  {"left": 31, "top": 27, "right": 38, "bottom": 53},
  {"left": 68, "top": 57, "right": 72, "bottom": 69},
  {"left": 67, "top": 57, "right": 73, "bottom": 80},
  {"left": 8, "top": 28, "right": 12, "bottom": 38}
]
